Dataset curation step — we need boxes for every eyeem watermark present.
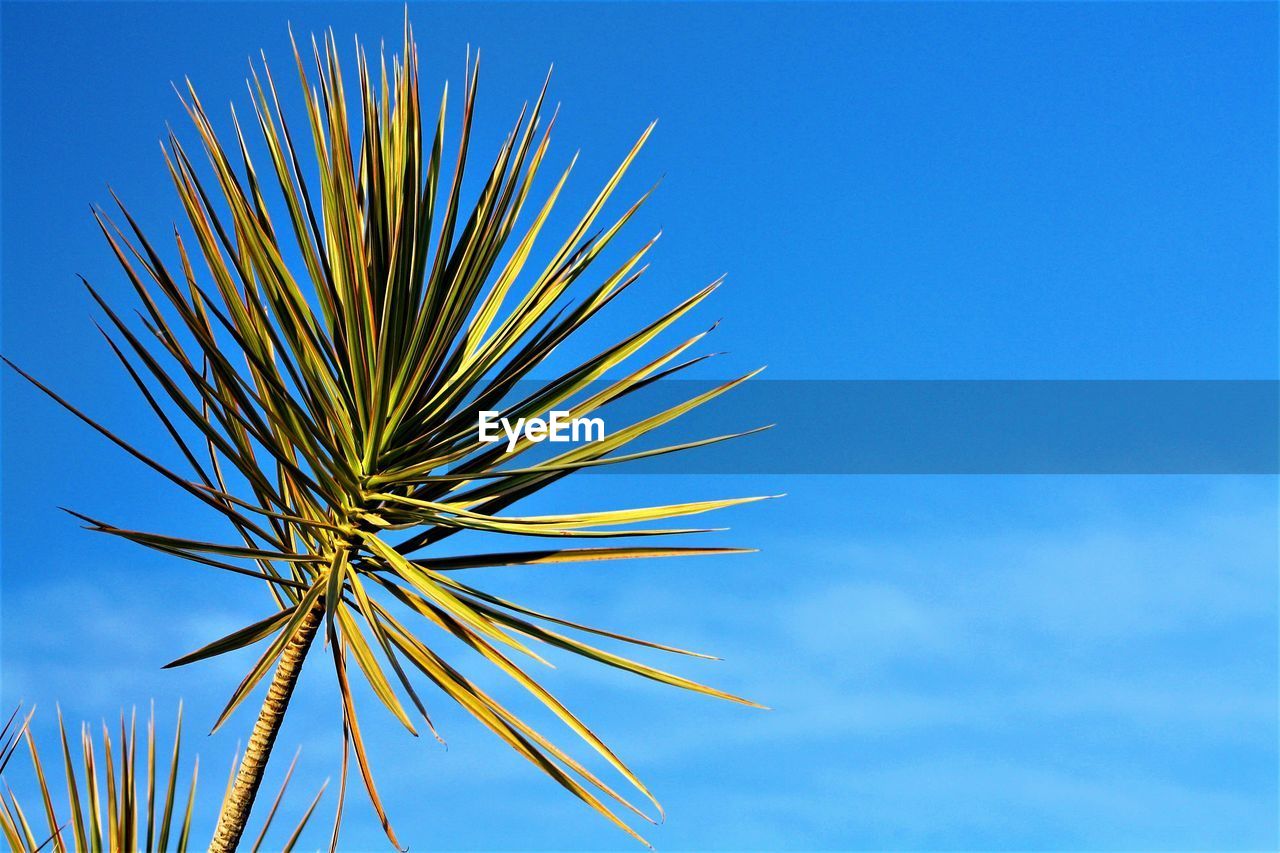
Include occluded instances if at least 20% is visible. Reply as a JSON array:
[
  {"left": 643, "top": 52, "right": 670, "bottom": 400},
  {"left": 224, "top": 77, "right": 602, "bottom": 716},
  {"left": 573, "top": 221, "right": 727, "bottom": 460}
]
[{"left": 478, "top": 410, "right": 606, "bottom": 452}]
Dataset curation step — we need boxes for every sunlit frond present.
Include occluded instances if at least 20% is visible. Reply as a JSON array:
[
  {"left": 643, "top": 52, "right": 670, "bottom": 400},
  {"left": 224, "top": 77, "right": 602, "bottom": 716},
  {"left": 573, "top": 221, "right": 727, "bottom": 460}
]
[{"left": 0, "top": 704, "right": 323, "bottom": 852}]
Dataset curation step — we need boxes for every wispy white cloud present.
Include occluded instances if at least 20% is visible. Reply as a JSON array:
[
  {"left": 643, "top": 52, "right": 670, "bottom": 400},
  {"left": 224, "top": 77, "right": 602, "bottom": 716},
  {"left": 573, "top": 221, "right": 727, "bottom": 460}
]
[{"left": 4, "top": 478, "right": 1275, "bottom": 848}]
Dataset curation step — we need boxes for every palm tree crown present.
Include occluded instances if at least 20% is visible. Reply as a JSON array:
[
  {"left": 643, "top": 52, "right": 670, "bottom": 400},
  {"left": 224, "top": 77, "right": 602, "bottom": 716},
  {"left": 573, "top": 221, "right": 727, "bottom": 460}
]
[{"left": 5, "top": 20, "right": 771, "bottom": 849}]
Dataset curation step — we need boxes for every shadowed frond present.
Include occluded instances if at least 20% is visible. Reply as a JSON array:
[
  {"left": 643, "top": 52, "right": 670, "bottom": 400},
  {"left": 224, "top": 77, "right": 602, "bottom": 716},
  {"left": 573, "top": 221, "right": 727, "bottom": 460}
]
[{"left": 6, "top": 18, "right": 772, "bottom": 849}]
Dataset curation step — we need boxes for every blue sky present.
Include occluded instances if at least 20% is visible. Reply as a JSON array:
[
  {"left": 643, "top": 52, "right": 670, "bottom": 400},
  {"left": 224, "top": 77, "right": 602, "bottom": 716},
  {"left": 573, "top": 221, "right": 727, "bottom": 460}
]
[{"left": 1, "top": 2, "right": 1277, "bottom": 850}]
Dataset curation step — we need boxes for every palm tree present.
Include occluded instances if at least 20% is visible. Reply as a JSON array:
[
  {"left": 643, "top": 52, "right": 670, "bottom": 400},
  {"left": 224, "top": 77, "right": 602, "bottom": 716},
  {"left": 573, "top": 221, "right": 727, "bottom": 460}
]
[
  {"left": 0, "top": 704, "right": 325, "bottom": 851},
  {"left": 5, "top": 20, "right": 771, "bottom": 850}
]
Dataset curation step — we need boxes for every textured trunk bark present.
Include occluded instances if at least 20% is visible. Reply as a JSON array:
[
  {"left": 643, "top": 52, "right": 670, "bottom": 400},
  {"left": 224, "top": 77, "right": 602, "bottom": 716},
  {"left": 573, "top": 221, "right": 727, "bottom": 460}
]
[{"left": 209, "top": 597, "right": 325, "bottom": 852}]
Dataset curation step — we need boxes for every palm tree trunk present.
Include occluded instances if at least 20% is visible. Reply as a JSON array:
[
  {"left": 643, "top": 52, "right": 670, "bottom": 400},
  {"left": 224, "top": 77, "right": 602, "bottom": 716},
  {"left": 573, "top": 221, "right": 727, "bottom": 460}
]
[{"left": 209, "top": 597, "right": 325, "bottom": 852}]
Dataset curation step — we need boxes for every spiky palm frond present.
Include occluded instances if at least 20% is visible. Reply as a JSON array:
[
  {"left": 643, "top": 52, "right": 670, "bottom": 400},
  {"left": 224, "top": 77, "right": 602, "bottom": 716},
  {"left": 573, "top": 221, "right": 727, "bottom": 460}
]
[
  {"left": 6, "top": 19, "right": 770, "bottom": 847},
  {"left": 0, "top": 704, "right": 324, "bottom": 852}
]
